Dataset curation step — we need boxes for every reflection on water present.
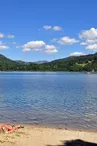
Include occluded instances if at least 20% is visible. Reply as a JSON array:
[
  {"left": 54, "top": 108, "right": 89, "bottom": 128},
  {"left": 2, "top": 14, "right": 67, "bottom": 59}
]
[{"left": 0, "top": 72, "right": 97, "bottom": 131}]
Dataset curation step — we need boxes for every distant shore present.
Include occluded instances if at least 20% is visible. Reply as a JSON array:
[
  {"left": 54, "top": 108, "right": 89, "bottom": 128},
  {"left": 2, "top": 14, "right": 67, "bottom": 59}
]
[
  {"left": 0, "top": 125, "right": 97, "bottom": 146},
  {"left": 0, "top": 71, "right": 97, "bottom": 74}
]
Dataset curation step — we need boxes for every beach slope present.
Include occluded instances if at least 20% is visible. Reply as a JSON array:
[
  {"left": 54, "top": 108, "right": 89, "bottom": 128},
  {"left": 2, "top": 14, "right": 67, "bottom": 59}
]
[{"left": 0, "top": 126, "right": 97, "bottom": 146}]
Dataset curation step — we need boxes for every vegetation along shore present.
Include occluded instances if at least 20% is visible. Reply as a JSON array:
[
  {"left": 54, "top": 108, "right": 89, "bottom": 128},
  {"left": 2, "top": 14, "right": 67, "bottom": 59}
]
[{"left": 0, "top": 53, "right": 97, "bottom": 72}]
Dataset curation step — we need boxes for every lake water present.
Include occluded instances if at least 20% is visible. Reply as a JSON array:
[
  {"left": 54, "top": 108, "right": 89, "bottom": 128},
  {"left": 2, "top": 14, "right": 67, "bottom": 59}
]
[{"left": 0, "top": 72, "right": 97, "bottom": 131}]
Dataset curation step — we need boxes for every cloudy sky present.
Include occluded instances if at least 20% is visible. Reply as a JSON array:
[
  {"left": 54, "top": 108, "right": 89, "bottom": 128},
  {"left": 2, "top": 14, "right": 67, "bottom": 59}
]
[{"left": 0, "top": 0, "right": 97, "bottom": 61}]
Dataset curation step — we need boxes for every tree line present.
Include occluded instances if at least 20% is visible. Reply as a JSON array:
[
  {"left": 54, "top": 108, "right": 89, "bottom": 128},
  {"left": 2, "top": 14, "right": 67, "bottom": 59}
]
[{"left": 0, "top": 53, "right": 97, "bottom": 72}]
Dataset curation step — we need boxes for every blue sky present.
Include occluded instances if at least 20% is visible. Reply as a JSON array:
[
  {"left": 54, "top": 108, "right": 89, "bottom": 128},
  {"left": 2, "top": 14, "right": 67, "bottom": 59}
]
[{"left": 0, "top": 0, "right": 97, "bottom": 61}]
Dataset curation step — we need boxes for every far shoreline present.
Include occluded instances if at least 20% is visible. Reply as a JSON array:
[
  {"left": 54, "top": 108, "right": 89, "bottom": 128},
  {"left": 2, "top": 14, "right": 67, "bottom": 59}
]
[{"left": 0, "top": 71, "right": 97, "bottom": 74}]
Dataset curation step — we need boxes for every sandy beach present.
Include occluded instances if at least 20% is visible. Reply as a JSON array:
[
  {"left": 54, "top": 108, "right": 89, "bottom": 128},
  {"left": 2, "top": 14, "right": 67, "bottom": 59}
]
[{"left": 0, "top": 126, "right": 97, "bottom": 146}]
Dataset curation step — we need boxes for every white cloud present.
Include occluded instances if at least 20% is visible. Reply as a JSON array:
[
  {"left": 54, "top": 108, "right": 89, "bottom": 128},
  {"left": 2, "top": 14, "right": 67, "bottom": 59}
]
[
  {"left": 5, "top": 41, "right": 16, "bottom": 45},
  {"left": 80, "top": 39, "right": 97, "bottom": 46},
  {"left": 7, "top": 34, "right": 15, "bottom": 39},
  {"left": 86, "top": 44, "right": 97, "bottom": 51},
  {"left": 0, "top": 45, "right": 9, "bottom": 50},
  {"left": 51, "top": 38, "right": 57, "bottom": 42},
  {"left": 52, "top": 26, "right": 62, "bottom": 31},
  {"left": 80, "top": 42, "right": 87, "bottom": 45},
  {"left": 58, "top": 36, "right": 79, "bottom": 45},
  {"left": 10, "top": 41, "right": 16, "bottom": 44},
  {"left": 70, "top": 52, "right": 86, "bottom": 56},
  {"left": 43, "top": 25, "right": 62, "bottom": 31},
  {"left": 43, "top": 25, "right": 52, "bottom": 30},
  {"left": 23, "top": 48, "right": 31, "bottom": 52},
  {"left": 45, "top": 45, "right": 58, "bottom": 54},
  {"left": 0, "top": 41, "right": 9, "bottom": 49},
  {"left": 0, "top": 41, "right": 16, "bottom": 46},
  {"left": 79, "top": 29, "right": 97, "bottom": 51},
  {"left": 79, "top": 28, "right": 97, "bottom": 39},
  {"left": 86, "top": 39, "right": 97, "bottom": 44},
  {"left": 0, "top": 33, "right": 4, "bottom": 38},
  {"left": 20, "top": 40, "right": 58, "bottom": 54},
  {"left": 22, "top": 41, "right": 46, "bottom": 52}
]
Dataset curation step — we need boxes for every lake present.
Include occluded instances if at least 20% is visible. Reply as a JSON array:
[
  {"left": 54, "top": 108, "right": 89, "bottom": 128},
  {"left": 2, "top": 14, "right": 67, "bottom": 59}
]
[{"left": 0, "top": 72, "right": 97, "bottom": 131}]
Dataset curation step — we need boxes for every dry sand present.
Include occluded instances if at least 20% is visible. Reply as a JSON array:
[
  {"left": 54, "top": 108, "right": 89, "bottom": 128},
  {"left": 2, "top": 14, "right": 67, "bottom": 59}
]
[{"left": 0, "top": 126, "right": 97, "bottom": 146}]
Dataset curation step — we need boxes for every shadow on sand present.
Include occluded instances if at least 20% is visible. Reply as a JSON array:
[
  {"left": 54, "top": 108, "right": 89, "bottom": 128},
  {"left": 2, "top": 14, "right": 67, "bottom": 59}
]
[{"left": 47, "top": 139, "right": 97, "bottom": 146}]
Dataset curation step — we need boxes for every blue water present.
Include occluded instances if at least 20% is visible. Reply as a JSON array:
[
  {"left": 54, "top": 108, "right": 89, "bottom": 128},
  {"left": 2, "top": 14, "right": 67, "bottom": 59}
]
[{"left": 0, "top": 72, "right": 97, "bottom": 131}]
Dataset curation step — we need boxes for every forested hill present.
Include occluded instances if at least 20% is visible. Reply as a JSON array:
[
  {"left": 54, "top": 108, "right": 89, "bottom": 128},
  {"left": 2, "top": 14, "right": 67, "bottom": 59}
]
[{"left": 0, "top": 53, "right": 97, "bottom": 71}]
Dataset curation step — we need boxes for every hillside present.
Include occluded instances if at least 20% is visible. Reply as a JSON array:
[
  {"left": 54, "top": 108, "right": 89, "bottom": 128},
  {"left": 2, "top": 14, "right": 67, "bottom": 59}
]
[
  {"left": 47, "top": 53, "right": 97, "bottom": 71},
  {"left": 0, "top": 54, "right": 18, "bottom": 71},
  {"left": 0, "top": 53, "right": 97, "bottom": 71}
]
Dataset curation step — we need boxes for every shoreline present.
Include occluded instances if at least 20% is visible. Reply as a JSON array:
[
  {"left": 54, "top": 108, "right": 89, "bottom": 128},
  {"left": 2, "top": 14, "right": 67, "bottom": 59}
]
[
  {"left": 22, "top": 124, "right": 97, "bottom": 133},
  {"left": 0, "top": 71, "right": 97, "bottom": 74},
  {"left": 1, "top": 122, "right": 97, "bottom": 133},
  {"left": 0, "top": 125, "right": 97, "bottom": 146}
]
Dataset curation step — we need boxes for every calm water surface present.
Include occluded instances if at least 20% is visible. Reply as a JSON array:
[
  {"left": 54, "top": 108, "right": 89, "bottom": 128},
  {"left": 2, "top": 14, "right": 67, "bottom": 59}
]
[{"left": 0, "top": 72, "right": 97, "bottom": 131}]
